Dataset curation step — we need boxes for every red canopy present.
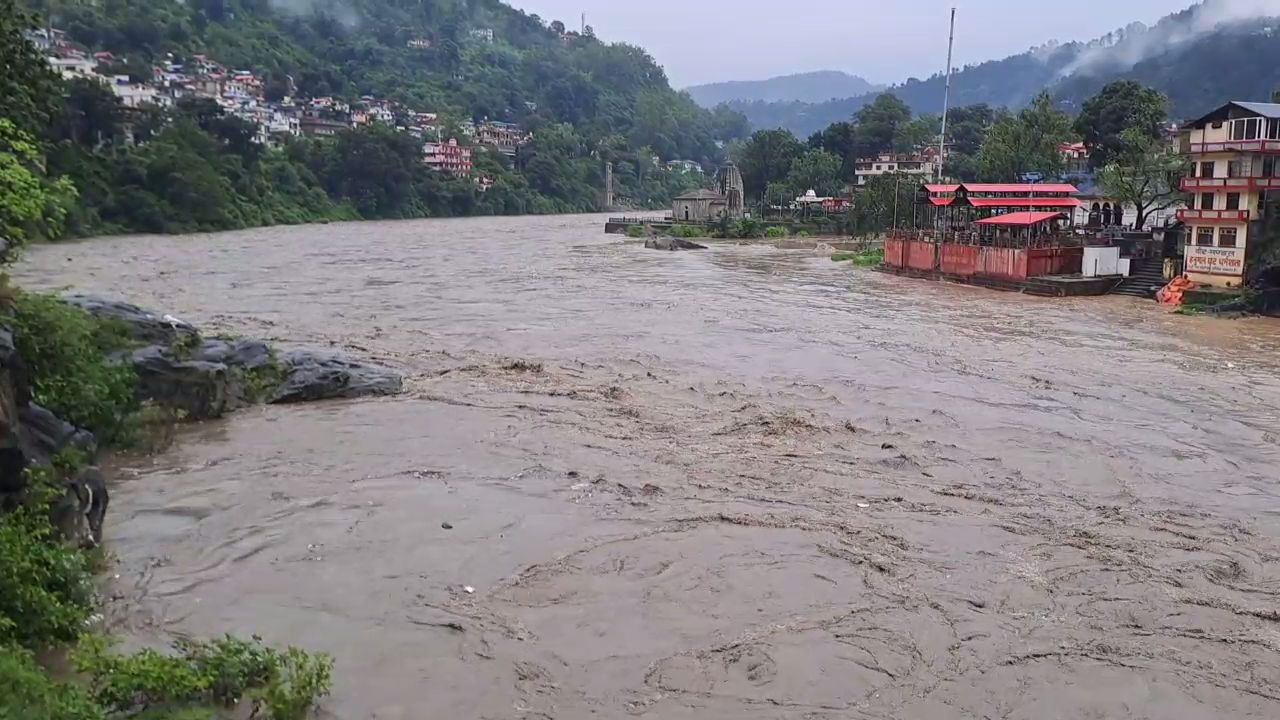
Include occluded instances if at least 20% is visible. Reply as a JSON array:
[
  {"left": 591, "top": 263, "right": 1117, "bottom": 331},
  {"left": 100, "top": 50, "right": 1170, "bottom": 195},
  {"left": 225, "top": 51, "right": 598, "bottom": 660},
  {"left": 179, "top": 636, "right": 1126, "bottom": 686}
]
[
  {"left": 961, "top": 183, "right": 1079, "bottom": 194},
  {"left": 975, "top": 211, "right": 1066, "bottom": 227},
  {"left": 925, "top": 184, "right": 960, "bottom": 193},
  {"left": 965, "top": 198, "right": 1081, "bottom": 209}
]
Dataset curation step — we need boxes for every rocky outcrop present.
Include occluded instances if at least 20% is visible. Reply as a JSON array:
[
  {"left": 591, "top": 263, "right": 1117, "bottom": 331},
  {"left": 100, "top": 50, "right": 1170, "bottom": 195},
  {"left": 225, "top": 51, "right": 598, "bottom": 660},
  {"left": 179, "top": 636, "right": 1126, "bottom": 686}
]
[
  {"left": 130, "top": 346, "right": 233, "bottom": 421},
  {"left": 271, "top": 349, "right": 404, "bottom": 403},
  {"left": 64, "top": 294, "right": 198, "bottom": 345},
  {"left": 17, "top": 404, "right": 97, "bottom": 467},
  {"left": 645, "top": 237, "right": 708, "bottom": 251}
]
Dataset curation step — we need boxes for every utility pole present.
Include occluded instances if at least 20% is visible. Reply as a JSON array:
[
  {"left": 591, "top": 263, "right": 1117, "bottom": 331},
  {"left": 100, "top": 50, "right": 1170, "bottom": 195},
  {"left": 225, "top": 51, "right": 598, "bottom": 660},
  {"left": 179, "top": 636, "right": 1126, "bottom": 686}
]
[
  {"left": 581, "top": 12, "right": 586, "bottom": 35},
  {"left": 937, "top": 7, "right": 956, "bottom": 183}
]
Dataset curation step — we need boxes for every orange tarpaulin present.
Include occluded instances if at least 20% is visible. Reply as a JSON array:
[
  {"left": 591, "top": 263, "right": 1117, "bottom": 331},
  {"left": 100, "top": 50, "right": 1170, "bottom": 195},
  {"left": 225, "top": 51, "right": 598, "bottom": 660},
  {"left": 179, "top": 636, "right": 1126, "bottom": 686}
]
[{"left": 1157, "top": 276, "right": 1197, "bottom": 305}]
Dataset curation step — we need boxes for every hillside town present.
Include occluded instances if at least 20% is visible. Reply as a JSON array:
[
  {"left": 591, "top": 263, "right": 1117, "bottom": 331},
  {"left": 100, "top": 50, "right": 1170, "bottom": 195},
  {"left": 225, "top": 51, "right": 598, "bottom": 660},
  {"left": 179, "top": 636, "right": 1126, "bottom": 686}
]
[{"left": 26, "top": 26, "right": 532, "bottom": 182}]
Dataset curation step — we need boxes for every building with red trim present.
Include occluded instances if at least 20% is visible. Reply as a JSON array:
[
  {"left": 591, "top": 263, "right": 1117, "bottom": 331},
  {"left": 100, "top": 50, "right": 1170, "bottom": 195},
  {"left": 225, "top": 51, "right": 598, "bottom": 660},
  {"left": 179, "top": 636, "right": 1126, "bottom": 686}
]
[
  {"left": 1176, "top": 101, "right": 1280, "bottom": 288},
  {"left": 423, "top": 138, "right": 473, "bottom": 177}
]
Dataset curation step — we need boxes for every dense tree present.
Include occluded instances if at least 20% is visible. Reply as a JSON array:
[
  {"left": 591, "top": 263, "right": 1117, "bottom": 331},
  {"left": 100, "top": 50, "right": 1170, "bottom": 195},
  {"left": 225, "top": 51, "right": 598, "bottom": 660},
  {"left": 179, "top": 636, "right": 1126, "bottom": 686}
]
[
  {"left": 941, "top": 104, "right": 1003, "bottom": 181},
  {"left": 0, "top": 120, "right": 77, "bottom": 258},
  {"left": 850, "top": 93, "right": 912, "bottom": 158},
  {"left": 1074, "top": 81, "right": 1169, "bottom": 169},
  {"left": 53, "top": 78, "right": 127, "bottom": 148},
  {"left": 1, "top": 0, "right": 63, "bottom": 139},
  {"left": 1096, "top": 127, "right": 1188, "bottom": 230},
  {"left": 975, "top": 93, "right": 1073, "bottom": 182},
  {"left": 849, "top": 172, "right": 916, "bottom": 236},
  {"left": 783, "top": 149, "right": 844, "bottom": 198},
  {"left": 735, "top": 129, "right": 804, "bottom": 199}
]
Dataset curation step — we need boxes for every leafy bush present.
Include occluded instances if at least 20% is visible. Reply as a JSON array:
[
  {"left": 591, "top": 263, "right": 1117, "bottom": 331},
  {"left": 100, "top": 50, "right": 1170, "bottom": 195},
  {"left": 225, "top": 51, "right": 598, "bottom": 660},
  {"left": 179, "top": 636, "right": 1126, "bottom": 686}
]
[
  {"left": 764, "top": 226, "right": 789, "bottom": 238},
  {"left": 8, "top": 292, "right": 138, "bottom": 443},
  {"left": 624, "top": 224, "right": 646, "bottom": 238},
  {"left": 73, "top": 635, "right": 333, "bottom": 720},
  {"left": 832, "top": 248, "right": 885, "bottom": 267},
  {"left": 0, "top": 644, "right": 104, "bottom": 720},
  {"left": 0, "top": 504, "right": 94, "bottom": 648},
  {"left": 669, "top": 224, "right": 708, "bottom": 238}
]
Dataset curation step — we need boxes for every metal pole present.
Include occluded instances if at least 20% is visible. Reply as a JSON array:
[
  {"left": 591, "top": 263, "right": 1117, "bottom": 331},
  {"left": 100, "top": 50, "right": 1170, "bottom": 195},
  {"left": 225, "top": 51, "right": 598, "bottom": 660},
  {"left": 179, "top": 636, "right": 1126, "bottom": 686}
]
[
  {"left": 892, "top": 175, "right": 901, "bottom": 231},
  {"left": 937, "top": 7, "right": 956, "bottom": 183}
]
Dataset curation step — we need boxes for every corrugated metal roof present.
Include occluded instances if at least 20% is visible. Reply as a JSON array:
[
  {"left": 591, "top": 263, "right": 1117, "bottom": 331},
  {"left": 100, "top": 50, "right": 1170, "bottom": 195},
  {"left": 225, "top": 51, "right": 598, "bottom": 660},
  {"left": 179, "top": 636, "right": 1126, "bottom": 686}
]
[
  {"left": 966, "top": 198, "right": 1082, "bottom": 208},
  {"left": 925, "top": 184, "right": 960, "bottom": 193},
  {"left": 961, "top": 183, "right": 1079, "bottom": 194},
  {"left": 976, "top": 211, "right": 1067, "bottom": 227},
  {"left": 1227, "top": 102, "right": 1280, "bottom": 119}
]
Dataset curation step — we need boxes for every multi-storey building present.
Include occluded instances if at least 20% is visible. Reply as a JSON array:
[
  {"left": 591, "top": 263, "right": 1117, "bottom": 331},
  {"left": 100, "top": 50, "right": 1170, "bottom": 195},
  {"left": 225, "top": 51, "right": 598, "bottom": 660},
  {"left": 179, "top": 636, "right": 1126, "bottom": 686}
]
[
  {"left": 1177, "top": 101, "right": 1280, "bottom": 288},
  {"left": 853, "top": 153, "right": 940, "bottom": 188},
  {"left": 423, "top": 138, "right": 473, "bottom": 177}
]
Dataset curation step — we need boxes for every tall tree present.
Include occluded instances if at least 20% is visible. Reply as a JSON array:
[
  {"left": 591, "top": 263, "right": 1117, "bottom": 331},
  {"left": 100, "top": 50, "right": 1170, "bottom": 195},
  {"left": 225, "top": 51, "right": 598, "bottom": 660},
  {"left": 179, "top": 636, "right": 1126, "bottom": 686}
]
[
  {"left": 1, "top": 0, "right": 63, "bottom": 139},
  {"left": 0, "top": 119, "right": 77, "bottom": 259},
  {"left": 1096, "top": 127, "right": 1188, "bottom": 230},
  {"left": 783, "top": 148, "right": 843, "bottom": 197},
  {"left": 975, "top": 92, "right": 1073, "bottom": 182},
  {"left": 851, "top": 93, "right": 912, "bottom": 158},
  {"left": 735, "top": 128, "right": 803, "bottom": 199},
  {"left": 1074, "top": 81, "right": 1168, "bottom": 169}
]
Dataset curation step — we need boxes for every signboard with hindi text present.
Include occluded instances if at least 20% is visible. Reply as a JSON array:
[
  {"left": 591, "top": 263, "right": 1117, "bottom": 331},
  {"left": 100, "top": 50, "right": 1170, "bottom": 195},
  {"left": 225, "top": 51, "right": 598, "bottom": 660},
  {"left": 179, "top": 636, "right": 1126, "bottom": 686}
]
[{"left": 1185, "top": 245, "right": 1246, "bottom": 277}]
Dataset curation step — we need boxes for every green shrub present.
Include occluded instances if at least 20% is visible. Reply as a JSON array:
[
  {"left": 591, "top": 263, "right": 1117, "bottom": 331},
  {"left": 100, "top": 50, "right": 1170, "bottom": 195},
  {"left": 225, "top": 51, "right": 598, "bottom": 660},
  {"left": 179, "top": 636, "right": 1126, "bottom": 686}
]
[
  {"left": 257, "top": 647, "right": 334, "bottom": 720},
  {"left": 764, "top": 226, "right": 788, "bottom": 238},
  {"left": 624, "top": 225, "right": 646, "bottom": 238},
  {"left": 0, "top": 644, "right": 104, "bottom": 720},
  {"left": 9, "top": 292, "right": 139, "bottom": 443},
  {"left": 0, "top": 504, "right": 94, "bottom": 648},
  {"left": 72, "top": 635, "right": 332, "bottom": 720},
  {"left": 669, "top": 224, "right": 708, "bottom": 238}
]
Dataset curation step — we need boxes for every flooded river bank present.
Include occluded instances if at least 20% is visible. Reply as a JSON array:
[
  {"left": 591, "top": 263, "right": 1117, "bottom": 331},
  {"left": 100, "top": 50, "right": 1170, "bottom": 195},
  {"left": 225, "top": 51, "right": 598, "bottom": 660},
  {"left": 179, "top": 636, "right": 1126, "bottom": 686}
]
[{"left": 15, "top": 214, "right": 1280, "bottom": 719}]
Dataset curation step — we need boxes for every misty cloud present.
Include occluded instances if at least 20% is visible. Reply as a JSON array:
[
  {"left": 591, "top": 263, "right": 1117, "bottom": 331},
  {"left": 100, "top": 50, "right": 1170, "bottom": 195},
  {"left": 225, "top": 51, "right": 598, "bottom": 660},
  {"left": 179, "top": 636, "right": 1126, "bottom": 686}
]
[{"left": 1064, "top": 0, "right": 1280, "bottom": 76}]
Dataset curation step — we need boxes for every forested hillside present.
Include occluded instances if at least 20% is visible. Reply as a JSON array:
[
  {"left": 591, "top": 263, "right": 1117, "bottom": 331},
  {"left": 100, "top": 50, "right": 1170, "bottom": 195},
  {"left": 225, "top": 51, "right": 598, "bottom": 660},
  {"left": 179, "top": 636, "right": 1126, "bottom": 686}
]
[
  {"left": 729, "top": 0, "right": 1280, "bottom": 135},
  {"left": 7, "top": 0, "right": 750, "bottom": 237},
  {"left": 686, "top": 71, "right": 882, "bottom": 107}
]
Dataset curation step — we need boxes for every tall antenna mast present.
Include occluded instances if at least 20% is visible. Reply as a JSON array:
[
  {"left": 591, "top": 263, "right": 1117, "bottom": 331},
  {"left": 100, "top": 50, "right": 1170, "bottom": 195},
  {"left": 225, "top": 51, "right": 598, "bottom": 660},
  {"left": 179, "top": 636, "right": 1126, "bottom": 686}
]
[
  {"left": 937, "top": 7, "right": 956, "bottom": 183},
  {"left": 581, "top": 12, "right": 586, "bottom": 34}
]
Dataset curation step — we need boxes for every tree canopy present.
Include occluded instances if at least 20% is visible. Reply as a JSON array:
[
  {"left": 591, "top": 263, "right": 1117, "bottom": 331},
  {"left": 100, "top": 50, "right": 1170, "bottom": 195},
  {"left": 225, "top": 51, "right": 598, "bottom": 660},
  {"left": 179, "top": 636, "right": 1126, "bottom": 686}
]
[
  {"left": 1074, "top": 81, "right": 1169, "bottom": 169},
  {"left": 975, "top": 93, "right": 1073, "bottom": 182},
  {"left": 1096, "top": 126, "right": 1187, "bottom": 230}
]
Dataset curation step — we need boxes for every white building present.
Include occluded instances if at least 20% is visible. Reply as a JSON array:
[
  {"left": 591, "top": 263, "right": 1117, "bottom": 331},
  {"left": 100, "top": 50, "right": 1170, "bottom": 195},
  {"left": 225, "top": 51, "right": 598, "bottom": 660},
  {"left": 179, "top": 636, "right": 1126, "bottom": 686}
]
[{"left": 853, "top": 153, "right": 940, "bottom": 187}]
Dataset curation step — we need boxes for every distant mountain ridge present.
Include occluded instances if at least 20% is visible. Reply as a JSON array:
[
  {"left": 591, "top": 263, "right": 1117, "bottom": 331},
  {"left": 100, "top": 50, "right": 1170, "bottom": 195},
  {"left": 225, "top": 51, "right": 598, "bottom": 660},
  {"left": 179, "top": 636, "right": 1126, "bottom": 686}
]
[
  {"left": 725, "top": 0, "right": 1280, "bottom": 136},
  {"left": 685, "top": 70, "right": 882, "bottom": 107}
]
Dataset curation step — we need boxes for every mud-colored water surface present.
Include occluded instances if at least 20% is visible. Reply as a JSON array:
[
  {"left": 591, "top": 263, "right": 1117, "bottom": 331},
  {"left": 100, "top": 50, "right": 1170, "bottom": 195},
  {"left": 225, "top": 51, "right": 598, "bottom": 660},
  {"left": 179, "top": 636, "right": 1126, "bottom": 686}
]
[{"left": 15, "top": 214, "right": 1280, "bottom": 719}]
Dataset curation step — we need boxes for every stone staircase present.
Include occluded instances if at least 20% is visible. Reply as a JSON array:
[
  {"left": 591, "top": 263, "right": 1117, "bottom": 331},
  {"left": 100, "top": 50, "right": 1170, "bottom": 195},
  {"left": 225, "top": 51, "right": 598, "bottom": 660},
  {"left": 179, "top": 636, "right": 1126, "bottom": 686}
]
[{"left": 1111, "top": 258, "right": 1166, "bottom": 299}]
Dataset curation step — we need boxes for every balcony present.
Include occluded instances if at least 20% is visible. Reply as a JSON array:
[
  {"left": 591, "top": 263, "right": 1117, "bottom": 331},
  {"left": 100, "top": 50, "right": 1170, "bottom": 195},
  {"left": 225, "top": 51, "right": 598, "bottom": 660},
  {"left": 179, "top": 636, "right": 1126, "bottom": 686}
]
[
  {"left": 1190, "top": 139, "right": 1280, "bottom": 155},
  {"left": 1176, "top": 208, "right": 1252, "bottom": 223},
  {"left": 1181, "top": 176, "right": 1280, "bottom": 191}
]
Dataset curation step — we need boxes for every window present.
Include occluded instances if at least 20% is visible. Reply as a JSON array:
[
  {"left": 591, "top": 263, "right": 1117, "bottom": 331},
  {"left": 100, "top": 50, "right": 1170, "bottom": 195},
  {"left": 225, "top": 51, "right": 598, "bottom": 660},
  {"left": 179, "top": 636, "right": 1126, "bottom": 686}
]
[
  {"left": 1226, "top": 193, "right": 1242, "bottom": 210},
  {"left": 1247, "top": 118, "right": 1261, "bottom": 140},
  {"left": 1200, "top": 161, "right": 1216, "bottom": 178},
  {"left": 1265, "top": 157, "right": 1276, "bottom": 178},
  {"left": 1228, "top": 160, "right": 1244, "bottom": 178},
  {"left": 1201, "top": 193, "right": 1215, "bottom": 210},
  {"left": 1233, "top": 120, "right": 1246, "bottom": 140},
  {"left": 1270, "top": 119, "right": 1280, "bottom": 140},
  {"left": 1197, "top": 227, "right": 1215, "bottom": 246},
  {"left": 1219, "top": 227, "right": 1238, "bottom": 248}
]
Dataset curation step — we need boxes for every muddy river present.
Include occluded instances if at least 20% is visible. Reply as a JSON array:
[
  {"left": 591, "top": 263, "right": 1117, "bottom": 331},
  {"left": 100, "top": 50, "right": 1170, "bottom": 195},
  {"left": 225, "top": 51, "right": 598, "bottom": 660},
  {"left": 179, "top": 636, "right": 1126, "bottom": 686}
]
[{"left": 15, "top": 214, "right": 1280, "bottom": 719}]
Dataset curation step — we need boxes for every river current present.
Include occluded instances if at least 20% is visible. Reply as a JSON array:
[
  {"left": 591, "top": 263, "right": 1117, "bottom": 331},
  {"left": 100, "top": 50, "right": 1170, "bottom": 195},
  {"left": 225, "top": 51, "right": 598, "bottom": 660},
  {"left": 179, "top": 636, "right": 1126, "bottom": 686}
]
[{"left": 15, "top": 214, "right": 1280, "bottom": 719}]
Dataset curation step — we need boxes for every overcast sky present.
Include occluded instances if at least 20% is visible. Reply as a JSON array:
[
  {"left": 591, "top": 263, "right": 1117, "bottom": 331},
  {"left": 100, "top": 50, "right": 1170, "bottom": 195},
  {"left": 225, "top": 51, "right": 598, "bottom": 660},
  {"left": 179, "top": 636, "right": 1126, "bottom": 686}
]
[{"left": 509, "top": 0, "right": 1197, "bottom": 87}]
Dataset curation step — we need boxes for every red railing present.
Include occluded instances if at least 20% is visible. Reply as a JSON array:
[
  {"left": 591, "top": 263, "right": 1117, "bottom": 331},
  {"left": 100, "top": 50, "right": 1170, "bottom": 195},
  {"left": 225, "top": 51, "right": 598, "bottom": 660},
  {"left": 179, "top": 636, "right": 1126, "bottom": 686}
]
[
  {"left": 1176, "top": 208, "right": 1252, "bottom": 223},
  {"left": 1181, "top": 176, "right": 1280, "bottom": 191},
  {"left": 1190, "top": 139, "right": 1280, "bottom": 154}
]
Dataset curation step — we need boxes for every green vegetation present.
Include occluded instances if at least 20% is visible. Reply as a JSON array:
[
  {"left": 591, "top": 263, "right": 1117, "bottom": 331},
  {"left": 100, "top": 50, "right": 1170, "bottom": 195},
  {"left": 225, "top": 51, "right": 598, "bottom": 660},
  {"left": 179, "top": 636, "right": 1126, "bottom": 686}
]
[
  {"left": 623, "top": 224, "right": 646, "bottom": 239},
  {"left": 668, "top": 224, "right": 709, "bottom": 238},
  {"left": 3, "top": 0, "right": 749, "bottom": 235},
  {"left": 1096, "top": 126, "right": 1189, "bottom": 230},
  {"left": 8, "top": 292, "right": 139, "bottom": 444},
  {"left": 1074, "top": 81, "right": 1169, "bottom": 170},
  {"left": 974, "top": 92, "right": 1074, "bottom": 182},
  {"left": 832, "top": 248, "right": 884, "bottom": 267}
]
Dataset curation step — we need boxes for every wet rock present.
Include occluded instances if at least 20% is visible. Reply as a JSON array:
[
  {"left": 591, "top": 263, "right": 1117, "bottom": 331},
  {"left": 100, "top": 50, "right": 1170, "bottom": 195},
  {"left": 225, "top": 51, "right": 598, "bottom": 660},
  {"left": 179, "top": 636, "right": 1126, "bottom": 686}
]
[
  {"left": 130, "top": 346, "right": 231, "bottom": 420},
  {"left": 193, "top": 338, "right": 274, "bottom": 370},
  {"left": 63, "top": 294, "right": 198, "bottom": 345},
  {"left": 270, "top": 350, "right": 403, "bottom": 403},
  {"left": 645, "top": 237, "right": 707, "bottom": 251},
  {"left": 17, "top": 404, "right": 97, "bottom": 467},
  {"left": 0, "top": 327, "right": 31, "bottom": 494}
]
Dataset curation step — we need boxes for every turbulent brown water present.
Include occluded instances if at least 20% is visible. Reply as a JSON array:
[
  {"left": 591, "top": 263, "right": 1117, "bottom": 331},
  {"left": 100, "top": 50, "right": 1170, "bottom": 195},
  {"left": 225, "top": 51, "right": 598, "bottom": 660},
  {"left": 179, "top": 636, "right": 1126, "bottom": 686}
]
[{"left": 15, "top": 214, "right": 1280, "bottom": 719}]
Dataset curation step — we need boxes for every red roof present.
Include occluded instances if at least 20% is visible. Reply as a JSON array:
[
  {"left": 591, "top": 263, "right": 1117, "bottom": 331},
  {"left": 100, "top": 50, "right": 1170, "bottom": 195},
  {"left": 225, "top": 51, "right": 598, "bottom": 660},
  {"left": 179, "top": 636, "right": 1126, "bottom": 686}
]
[
  {"left": 965, "top": 198, "right": 1081, "bottom": 209},
  {"left": 928, "top": 197, "right": 956, "bottom": 206},
  {"left": 976, "top": 211, "right": 1067, "bottom": 227},
  {"left": 925, "top": 184, "right": 960, "bottom": 193},
  {"left": 961, "top": 183, "right": 1079, "bottom": 194}
]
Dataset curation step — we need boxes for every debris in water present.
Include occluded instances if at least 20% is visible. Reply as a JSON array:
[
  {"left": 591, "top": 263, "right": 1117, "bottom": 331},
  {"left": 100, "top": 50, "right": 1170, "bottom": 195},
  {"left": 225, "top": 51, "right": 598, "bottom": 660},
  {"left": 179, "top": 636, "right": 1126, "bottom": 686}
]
[
  {"left": 441, "top": 522, "right": 454, "bottom": 530},
  {"left": 463, "top": 586, "right": 475, "bottom": 594},
  {"left": 857, "top": 502, "right": 871, "bottom": 509},
  {"left": 881, "top": 442, "right": 896, "bottom": 450}
]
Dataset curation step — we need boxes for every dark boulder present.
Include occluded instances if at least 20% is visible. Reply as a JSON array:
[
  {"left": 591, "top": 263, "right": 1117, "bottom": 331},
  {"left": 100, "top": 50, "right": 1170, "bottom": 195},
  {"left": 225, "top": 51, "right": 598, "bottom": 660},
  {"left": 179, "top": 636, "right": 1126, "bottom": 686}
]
[
  {"left": 193, "top": 338, "right": 274, "bottom": 370},
  {"left": 271, "top": 350, "right": 403, "bottom": 403},
  {"left": 17, "top": 404, "right": 97, "bottom": 468},
  {"left": 63, "top": 294, "right": 198, "bottom": 345},
  {"left": 50, "top": 466, "right": 108, "bottom": 549},
  {"left": 130, "top": 346, "right": 231, "bottom": 420},
  {"left": 645, "top": 237, "right": 707, "bottom": 251}
]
